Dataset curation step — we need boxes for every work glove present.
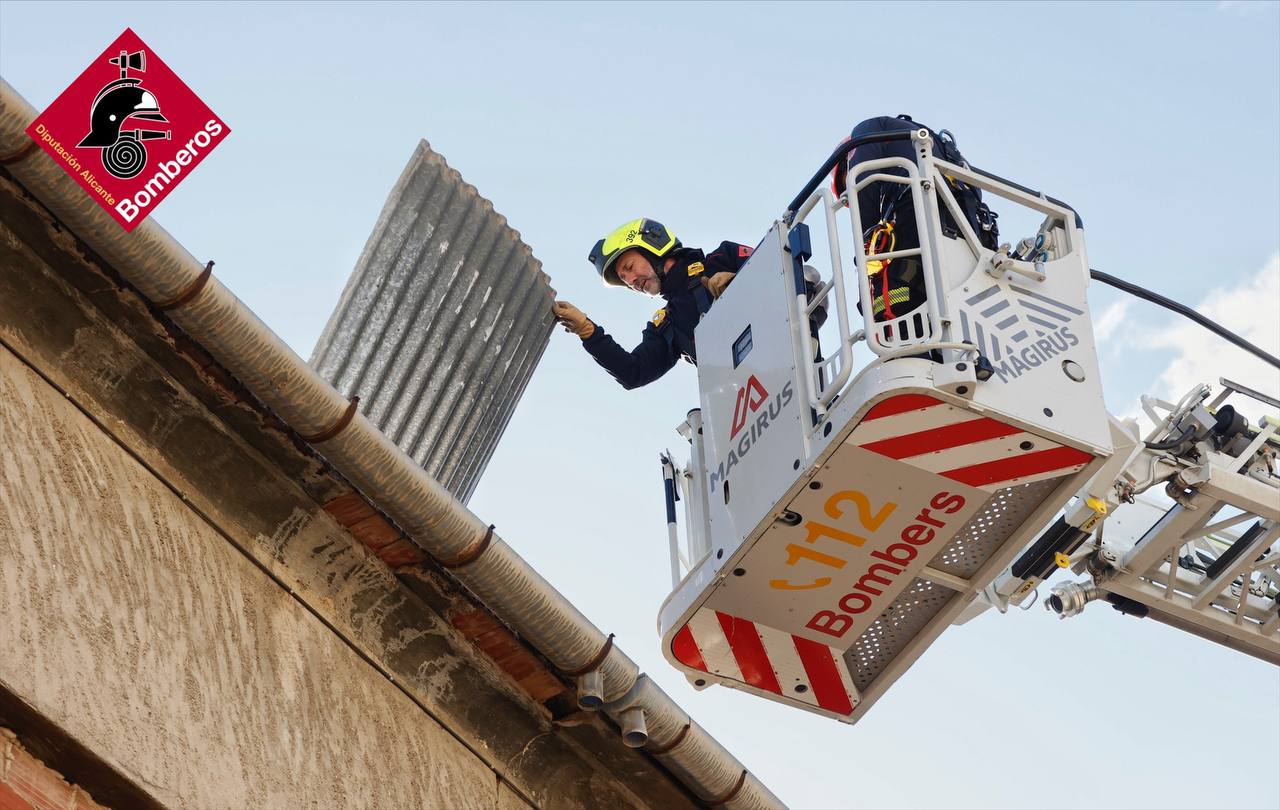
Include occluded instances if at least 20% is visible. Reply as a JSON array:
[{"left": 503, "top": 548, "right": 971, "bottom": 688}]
[
  {"left": 705, "top": 272, "right": 735, "bottom": 299},
  {"left": 553, "top": 300, "right": 596, "bottom": 340}
]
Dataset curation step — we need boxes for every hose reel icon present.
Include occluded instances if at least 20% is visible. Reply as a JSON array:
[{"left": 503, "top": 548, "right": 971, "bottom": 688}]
[
  {"left": 102, "top": 132, "right": 151, "bottom": 178},
  {"left": 77, "top": 49, "right": 170, "bottom": 180}
]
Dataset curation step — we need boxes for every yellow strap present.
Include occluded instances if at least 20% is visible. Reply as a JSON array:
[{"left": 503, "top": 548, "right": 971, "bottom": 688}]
[{"left": 866, "top": 223, "right": 896, "bottom": 277}]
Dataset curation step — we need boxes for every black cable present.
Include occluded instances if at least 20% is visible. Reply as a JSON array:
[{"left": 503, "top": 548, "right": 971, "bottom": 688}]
[
  {"left": 786, "top": 133, "right": 1272, "bottom": 368},
  {"left": 1090, "top": 268, "right": 1280, "bottom": 370}
]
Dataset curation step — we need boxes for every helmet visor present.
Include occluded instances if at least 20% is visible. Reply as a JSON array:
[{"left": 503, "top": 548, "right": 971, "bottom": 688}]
[
  {"left": 588, "top": 238, "right": 608, "bottom": 275},
  {"left": 589, "top": 238, "right": 625, "bottom": 286}
]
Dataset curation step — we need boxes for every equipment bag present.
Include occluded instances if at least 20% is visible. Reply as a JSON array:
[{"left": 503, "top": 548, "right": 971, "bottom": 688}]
[{"left": 842, "top": 115, "right": 1000, "bottom": 322}]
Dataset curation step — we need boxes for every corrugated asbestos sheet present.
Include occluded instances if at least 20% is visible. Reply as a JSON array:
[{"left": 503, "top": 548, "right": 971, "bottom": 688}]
[{"left": 311, "top": 141, "right": 554, "bottom": 504}]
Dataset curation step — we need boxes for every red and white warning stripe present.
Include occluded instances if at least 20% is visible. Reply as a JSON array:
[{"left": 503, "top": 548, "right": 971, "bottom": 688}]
[
  {"left": 671, "top": 608, "right": 858, "bottom": 716},
  {"left": 847, "top": 394, "right": 1092, "bottom": 490}
]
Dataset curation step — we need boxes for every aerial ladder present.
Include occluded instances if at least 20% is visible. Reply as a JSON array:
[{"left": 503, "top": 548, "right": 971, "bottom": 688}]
[{"left": 655, "top": 128, "right": 1279, "bottom": 723}]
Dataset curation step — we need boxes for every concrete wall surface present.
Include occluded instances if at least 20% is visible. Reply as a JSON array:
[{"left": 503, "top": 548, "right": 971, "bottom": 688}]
[
  {"left": 0, "top": 344, "right": 505, "bottom": 809},
  {"left": 0, "top": 171, "right": 697, "bottom": 809}
]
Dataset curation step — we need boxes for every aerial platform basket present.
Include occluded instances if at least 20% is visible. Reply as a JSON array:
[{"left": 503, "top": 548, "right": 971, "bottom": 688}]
[{"left": 658, "top": 129, "right": 1114, "bottom": 722}]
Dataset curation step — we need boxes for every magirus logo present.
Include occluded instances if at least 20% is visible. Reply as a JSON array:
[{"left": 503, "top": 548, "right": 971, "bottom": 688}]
[
  {"left": 26, "top": 28, "right": 229, "bottom": 232},
  {"left": 710, "top": 375, "right": 794, "bottom": 491},
  {"left": 959, "top": 284, "right": 1082, "bottom": 383},
  {"left": 729, "top": 374, "right": 769, "bottom": 438}
]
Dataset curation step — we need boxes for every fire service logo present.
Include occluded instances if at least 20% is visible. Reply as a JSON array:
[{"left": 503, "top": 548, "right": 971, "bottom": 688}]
[
  {"left": 710, "top": 375, "right": 794, "bottom": 492},
  {"left": 729, "top": 375, "right": 769, "bottom": 439},
  {"left": 958, "top": 284, "right": 1083, "bottom": 383},
  {"left": 25, "top": 28, "right": 229, "bottom": 232}
]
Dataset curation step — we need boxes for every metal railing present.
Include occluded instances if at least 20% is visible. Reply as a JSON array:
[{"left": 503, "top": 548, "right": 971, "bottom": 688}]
[
  {"left": 1043, "top": 381, "right": 1280, "bottom": 661},
  {"left": 660, "top": 127, "right": 1094, "bottom": 591},
  {"left": 845, "top": 154, "right": 942, "bottom": 353},
  {"left": 1107, "top": 383, "right": 1280, "bottom": 657},
  {"left": 784, "top": 130, "right": 949, "bottom": 425},
  {"left": 782, "top": 128, "right": 1085, "bottom": 434},
  {"left": 661, "top": 409, "right": 715, "bottom": 589}
]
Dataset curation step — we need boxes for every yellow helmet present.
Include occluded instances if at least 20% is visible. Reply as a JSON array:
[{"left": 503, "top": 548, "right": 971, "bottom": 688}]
[{"left": 588, "top": 218, "right": 680, "bottom": 286}]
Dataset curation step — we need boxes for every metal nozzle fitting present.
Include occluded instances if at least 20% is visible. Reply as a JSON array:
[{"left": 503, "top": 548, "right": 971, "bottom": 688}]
[{"left": 1045, "top": 581, "right": 1107, "bottom": 618}]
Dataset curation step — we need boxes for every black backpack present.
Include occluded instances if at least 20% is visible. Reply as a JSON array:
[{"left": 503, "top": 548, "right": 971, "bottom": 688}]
[
  {"left": 843, "top": 114, "right": 999, "bottom": 250},
  {"left": 843, "top": 115, "right": 1000, "bottom": 322}
]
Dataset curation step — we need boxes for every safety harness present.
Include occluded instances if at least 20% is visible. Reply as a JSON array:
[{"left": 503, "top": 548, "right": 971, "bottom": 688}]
[
  {"left": 651, "top": 258, "right": 716, "bottom": 364},
  {"left": 858, "top": 122, "right": 1000, "bottom": 323}
]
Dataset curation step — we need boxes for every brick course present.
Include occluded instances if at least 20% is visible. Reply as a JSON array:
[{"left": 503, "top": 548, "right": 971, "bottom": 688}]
[{"left": 1, "top": 728, "right": 107, "bottom": 810}]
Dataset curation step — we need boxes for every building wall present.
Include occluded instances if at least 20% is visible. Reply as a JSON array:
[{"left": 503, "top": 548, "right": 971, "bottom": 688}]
[
  {"left": 0, "top": 344, "right": 506, "bottom": 809},
  {"left": 0, "top": 173, "right": 695, "bottom": 810}
]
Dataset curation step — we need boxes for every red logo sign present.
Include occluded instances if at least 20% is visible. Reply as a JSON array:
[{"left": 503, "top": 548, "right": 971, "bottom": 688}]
[
  {"left": 729, "top": 375, "right": 769, "bottom": 438},
  {"left": 25, "top": 28, "right": 229, "bottom": 232}
]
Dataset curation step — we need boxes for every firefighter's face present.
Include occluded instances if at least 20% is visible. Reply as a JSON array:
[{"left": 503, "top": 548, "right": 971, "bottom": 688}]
[{"left": 614, "top": 250, "right": 661, "bottom": 296}]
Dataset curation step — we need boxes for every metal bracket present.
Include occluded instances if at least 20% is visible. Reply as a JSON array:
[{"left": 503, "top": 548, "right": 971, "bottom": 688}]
[
  {"left": 563, "top": 633, "right": 615, "bottom": 677},
  {"left": 156, "top": 260, "right": 215, "bottom": 310},
  {"left": 704, "top": 770, "right": 748, "bottom": 807},
  {"left": 300, "top": 395, "right": 361, "bottom": 444},
  {"left": 646, "top": 722, "right": 691, "bottom": 755},
  {"left": 0, "top": 139, "right": 39, "bottom": 165},
  {"left": 987, "top": 245, "right": 1046, "bottom": 283},
  {"left": 436, "top": 524, "right": 495, "bottom": 569}
]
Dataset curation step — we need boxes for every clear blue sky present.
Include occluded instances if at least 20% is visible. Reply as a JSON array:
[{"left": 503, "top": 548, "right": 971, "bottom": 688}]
[{"left": 3, "top": 2, "right": 1277, "bottom": 808}]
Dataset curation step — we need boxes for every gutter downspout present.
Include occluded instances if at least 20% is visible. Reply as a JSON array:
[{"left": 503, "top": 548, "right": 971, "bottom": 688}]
[{"left": 0, "top": 78, "right": 782, "bottom": 810}]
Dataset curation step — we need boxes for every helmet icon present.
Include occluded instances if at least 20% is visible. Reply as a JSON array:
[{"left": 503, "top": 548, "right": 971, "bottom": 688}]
[{"left": 77, "top": 49, "right": 170, "bottom": 179}]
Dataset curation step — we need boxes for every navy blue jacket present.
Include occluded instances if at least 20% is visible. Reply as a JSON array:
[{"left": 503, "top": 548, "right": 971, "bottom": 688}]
[{"left": 582, "top": 241, "right": 754, "bottom": 389}]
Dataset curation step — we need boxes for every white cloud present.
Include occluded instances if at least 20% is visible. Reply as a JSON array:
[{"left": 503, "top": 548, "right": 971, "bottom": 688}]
[
  {"left": 1093, "top": 299, "right": 1131, "bottom": 343},
  {"left": 1144, "top": 253, "right": 1280, "bottom": 424}
]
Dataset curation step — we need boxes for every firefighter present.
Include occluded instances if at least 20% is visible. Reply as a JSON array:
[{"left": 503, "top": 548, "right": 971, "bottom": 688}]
[
  {"left": 552, "top": 218, "right": 754, "bottom": 389},
  {"left": 838, "top": 115, "right": 1000, "bottom": 323}
]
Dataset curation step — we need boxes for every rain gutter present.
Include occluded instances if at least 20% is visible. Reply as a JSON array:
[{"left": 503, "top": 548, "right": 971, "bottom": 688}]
[{"left": 0, "top": 78, "right": 783, "bottom": 810}]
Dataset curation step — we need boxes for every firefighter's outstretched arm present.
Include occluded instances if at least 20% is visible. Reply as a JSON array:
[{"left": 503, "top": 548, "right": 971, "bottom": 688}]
[{"left": 553, "top": 300, "right": 678, "bottom": 390}]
